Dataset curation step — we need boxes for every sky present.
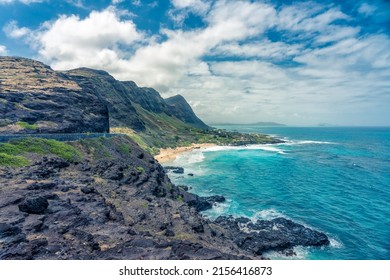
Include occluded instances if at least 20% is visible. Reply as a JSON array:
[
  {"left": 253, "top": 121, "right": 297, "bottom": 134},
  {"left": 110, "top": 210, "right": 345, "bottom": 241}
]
[{"left": 0, "top": 0, "right": 389, "bottom": 126}]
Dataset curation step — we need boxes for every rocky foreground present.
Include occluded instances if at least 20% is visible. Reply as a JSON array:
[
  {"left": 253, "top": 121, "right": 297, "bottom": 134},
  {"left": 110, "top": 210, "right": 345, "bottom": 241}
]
[{"left": 0, "top": 136, "right": 329, "bottom": 259}]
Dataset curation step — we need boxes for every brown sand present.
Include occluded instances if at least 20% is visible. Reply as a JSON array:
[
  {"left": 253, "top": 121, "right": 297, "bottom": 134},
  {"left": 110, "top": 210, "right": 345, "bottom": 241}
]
[{"left": 154, "top": 143, "right": 217, "bottom": 164}]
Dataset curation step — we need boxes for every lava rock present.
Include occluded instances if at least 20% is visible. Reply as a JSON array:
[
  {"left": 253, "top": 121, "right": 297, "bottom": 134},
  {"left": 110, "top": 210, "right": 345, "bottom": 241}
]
[
  {"left": 27, "top": 182, "right": 56, "bottom": 190},
  {"left": 0, "top": 223, "right": 22, "bottom": 238},
  {"left": 214, "top": 216, "right": 330, "bottom": 255},
  {"left": 18, "top": 197, "right": 49, "bottom": 214},
  {"left": 164, "top": 166, "right": 184, "bottom": 174},
  {"left": 81, "top": 187, "right": 95, "bottom": 194},
  {"left": 187, "top": 195, "right": 226, "bottom": 212}
]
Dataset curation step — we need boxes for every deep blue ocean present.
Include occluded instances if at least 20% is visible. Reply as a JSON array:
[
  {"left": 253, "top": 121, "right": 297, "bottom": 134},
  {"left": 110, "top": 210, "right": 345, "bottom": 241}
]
[{"left": 167, "top": 126, "right": 390, "bottom": 260}]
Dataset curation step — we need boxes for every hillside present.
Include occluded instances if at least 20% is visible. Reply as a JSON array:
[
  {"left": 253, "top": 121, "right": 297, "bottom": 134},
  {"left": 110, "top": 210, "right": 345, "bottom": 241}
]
[{"left": 0, "top": 57, "right": 109, "bottom": 134}]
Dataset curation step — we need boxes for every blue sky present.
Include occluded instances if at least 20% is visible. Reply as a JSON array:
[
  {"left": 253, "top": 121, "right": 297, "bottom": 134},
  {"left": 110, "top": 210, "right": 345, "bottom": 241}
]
[{"left": 1, "top": 0, "right": 390, "bottom": 126}]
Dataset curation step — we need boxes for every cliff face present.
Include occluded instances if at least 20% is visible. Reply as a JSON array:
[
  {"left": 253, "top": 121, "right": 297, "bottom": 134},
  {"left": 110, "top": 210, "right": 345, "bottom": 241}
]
[
  {"left": 0, "top": 57, "right": 109, "bottom": 134},
  {"left": 165, "top": 95, "right": 210, "bottom": 130},
  {"left": 64, "top": 68, "right": 210, "bottom": 133},
  {"left": 63, "top": 68, "right": 146, "bottom": 132}
]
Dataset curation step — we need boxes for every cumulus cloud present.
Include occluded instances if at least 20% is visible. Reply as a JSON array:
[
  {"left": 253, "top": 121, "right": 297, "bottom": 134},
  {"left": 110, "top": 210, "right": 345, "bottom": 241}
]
[
  {"left": 33, "top": 7, "right": 143, "bottom": 73},
  {"left": 358, "top": 3, "right": 377, "bottom": 17},
  {"left": 0, "top": 45, "right": 7, "bottom": 55},
  {"left": 3, "top": 20, "right": 31, "bottom": 38}
]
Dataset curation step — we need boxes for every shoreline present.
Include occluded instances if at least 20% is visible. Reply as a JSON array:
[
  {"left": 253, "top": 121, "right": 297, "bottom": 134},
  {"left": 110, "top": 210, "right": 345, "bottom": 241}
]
[{"left": 154, "top": 143, "right": 217, "bottom": 164}]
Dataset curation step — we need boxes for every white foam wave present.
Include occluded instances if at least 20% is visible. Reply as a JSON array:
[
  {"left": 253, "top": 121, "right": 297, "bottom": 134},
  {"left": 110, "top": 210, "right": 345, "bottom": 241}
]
[
  {"left": 203, "top": 201, "right": 231, "bottom": 220},
  {"left": 281, "top": 140, "right": 336, "bottom": 145},
  {"left": 329, "top": 238, "right": 343, "bottom": 248},
  {"left": 262, "top": 246, "right": 309, "bottom": 260},
  {"left": 174, "top": 150, "right": 205, "bottom": 165},
  {"left": 204, "top": 144, "right": 286, "bottom": 154},
  {"left": 253, "top": 208, "right": 286, "bottom": 220}
]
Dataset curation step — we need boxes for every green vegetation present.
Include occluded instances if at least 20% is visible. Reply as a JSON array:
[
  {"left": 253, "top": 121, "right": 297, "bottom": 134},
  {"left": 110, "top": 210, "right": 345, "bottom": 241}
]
[
  {"left": 118, "top": 143, "right": 131, "bottom": 155},
  {"left": 135, "top": 166, "right": 144, "bottom": 173},
  {"left": 177, "top": 195, "right": 183, "bottom": 203},
  {"left": 16, "top": 121, "right": 38, "bottom": 130},
  {"left": 78, "top": 137, "right": 113, "bottom": 159},
  {"left": 0, "top": 153, "right": 29, "bottom": 167},
  {"left": 113, "top": 103, "right": 280, "bottom": 154},
  {"left": 0, "top": 138, "right": 82, "bottom": 166}
]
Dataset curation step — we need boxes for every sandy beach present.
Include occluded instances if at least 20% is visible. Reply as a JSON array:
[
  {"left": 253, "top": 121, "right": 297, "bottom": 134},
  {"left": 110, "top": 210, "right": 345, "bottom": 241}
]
[{"left": 154, "top": 143, "right": 217, "bottom": 163}]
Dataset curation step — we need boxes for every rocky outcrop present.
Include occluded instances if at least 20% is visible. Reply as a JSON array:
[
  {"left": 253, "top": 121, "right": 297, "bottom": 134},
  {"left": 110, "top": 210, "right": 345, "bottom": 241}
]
[
  {"left": 63, "top": 68, "right": 146, "bottom": 132},
  {"left": 0, "top": 57, "right": 109, "bottom": 133},
  {"left": 165, "top": 95, "right": 210, "bottom": 130},
  {"left": 214, "top": 216, "right": 329, "bottom": 255}
]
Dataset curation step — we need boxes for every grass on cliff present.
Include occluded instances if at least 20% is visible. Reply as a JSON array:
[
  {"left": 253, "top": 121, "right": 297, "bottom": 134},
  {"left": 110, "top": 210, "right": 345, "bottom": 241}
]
[
  {"left": 0, "top": 138, "right": 82, "bottom": 167},
  {"left": 16, "top": 121, "right": 38, "bottom": 130}
]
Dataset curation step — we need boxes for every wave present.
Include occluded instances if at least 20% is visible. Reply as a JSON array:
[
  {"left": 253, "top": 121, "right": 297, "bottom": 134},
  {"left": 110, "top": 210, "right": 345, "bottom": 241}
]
[
  {"left": 280, "top": 140, "right": 337, "bottom": 145},
  {"left": 174, "top": 150, "right": 205, "bottom": 165},
  {"left": 329, "top": 237, "right": 343, "bottom": 248},
  {"left": 253, "top": 208, "right": 287, "bottom": 220},
  {"left": 204, "top": 144, "right": 286, "bottom": 154},
  {"left": 262, "top": 246, "right": 309, "bottom": 260}
]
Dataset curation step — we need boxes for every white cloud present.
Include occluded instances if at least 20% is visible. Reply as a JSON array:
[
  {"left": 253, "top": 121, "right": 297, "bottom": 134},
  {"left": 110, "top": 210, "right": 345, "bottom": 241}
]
[
  {"left": 171, "top": 0, "right": 210, "bottom": 13},
  {"left": 211, "top": 40, "right": 303, "bottom": 60},
  {"left": 125, "top": 1, "right": 276, "bottom": 89},
  {"left": 358, "top": 3, "right": 377, "bottom": 17},
  {"left": 3, "top": 20, "right": 31, "bottom": 38},
  {"left": 169, "top": 0, "right": 211, "bottom": 25},
  {"left": 0, "top": 45, "right": 7, "bottom": 55},
  {"left": 33, "top": 7, "right": 143, "bottom": 73},
  {"left": 0, "top": 0, "right": 44, "bottom": 4}
]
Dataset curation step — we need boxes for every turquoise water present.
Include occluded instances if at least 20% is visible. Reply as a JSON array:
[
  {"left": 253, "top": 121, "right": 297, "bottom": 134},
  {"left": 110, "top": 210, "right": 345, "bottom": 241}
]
[{"left": 168, "top": 126, "right": 390, "bottom": 260}]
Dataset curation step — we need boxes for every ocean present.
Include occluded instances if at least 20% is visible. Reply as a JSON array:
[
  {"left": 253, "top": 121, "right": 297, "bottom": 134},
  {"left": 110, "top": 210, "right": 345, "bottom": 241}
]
[{"left": 167, "top": 126, "right": 390, "bottom": 260}]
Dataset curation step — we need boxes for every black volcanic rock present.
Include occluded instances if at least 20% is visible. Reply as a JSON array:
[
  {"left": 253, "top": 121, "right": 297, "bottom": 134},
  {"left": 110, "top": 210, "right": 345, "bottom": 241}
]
[
  {"left": 214, "top": 216, "right": 330, "bottom": 255},
  {"left": 18, "top": 197, "right": 49, "bottom": 214},
  {"left": 0, "top": 57, "right": 109, "bottom": 134},
  {"left": 122, "top": 81, "right": 169, "bottom": 114},
  {"left": 64, "top": 68, "right": 146, "bottom": 131},
  {"left": 165, "top": 95, "right": 210, "bottom": 130}
]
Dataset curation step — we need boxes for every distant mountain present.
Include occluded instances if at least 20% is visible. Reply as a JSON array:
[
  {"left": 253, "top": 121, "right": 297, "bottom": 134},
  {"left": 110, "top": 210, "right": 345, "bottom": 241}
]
[
  {"left": 165, "top": 95, "right": 209, "bottom": 130},
  {"left": 212, "top": 122, "right": 286, "bottom": 126}
]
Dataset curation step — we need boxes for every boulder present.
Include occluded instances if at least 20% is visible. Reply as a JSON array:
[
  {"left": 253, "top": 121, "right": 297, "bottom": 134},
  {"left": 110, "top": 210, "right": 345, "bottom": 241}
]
[{"left": 18, "top": 197, "right": 49, "bottom": 214}]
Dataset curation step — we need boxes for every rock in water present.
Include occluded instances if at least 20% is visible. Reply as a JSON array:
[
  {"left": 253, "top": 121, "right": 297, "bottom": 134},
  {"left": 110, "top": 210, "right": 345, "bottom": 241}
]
[
  {"left": 214, "top": 216, "right": 329, "bottom": 255},
  {"left": 18, "top": 197, "right": 49, "bottom": 214}
]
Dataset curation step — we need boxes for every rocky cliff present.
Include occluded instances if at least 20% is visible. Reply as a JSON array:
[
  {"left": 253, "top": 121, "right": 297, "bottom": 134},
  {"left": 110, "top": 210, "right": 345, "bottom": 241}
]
[
  {"left": 165, "top": 95, "right": 210, "bottom": 130},
  {"left": 0, "top": 57, "right": 109, "bottom": 134}
]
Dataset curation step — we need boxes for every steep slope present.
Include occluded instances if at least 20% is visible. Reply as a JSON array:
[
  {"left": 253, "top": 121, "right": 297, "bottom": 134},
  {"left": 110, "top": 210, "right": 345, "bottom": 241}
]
[
  {"left": 0, "top": 57, "right": 109, "bottom": 134},
  {"left": 165, "top": 95, "right": 209, "bottom": 130},
  {"left": 63, "top": 68, "right": 145, "bottom": 132}
]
